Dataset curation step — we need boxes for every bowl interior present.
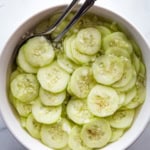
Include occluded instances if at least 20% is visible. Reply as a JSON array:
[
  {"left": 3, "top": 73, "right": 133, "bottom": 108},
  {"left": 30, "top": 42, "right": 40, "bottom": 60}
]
[{"left": 0, "top": 5, "right": 150, "bottom": 150}]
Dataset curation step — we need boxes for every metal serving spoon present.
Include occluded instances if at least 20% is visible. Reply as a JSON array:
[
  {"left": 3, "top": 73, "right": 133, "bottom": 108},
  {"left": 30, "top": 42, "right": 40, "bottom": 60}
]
[{"left": 19, "top": 0, "right": 96, "bottom": 47}]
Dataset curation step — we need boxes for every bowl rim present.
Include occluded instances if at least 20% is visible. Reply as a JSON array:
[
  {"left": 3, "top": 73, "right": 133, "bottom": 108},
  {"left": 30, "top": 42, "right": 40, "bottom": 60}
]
[{"left": 0, "top": 4, "right": 150, "bottom": 150}]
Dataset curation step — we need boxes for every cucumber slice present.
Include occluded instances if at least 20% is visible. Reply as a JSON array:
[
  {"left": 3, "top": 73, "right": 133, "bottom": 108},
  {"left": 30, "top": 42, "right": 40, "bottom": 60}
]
[
  {"left": 112, "top": 58, "right": 133, "bottom": 88},
  {"left": 23, "top": 36, "right": 55, "bottom": 67},
  {"left": 20, "top": 117, "right": 27, "bottom": 128},
  {"left": 67, "top": 99, "right": 93, "bottom": 125},
  {"left": 69, "top": 126, "right": 91, "bottom": 150},
  {"left": 63, "top": 35, "right": 79, "bottom": 64},
  {"left": 10, "top": 69, "right": 21, "bottom": 81},
  {"left": 57, "top": 53, "right": 78, "bottom": 73},
  {"left": 69, "top": 67, "right": 94, "bottom": 98},
  {"left": 105, "top": 47, "right": 130, "bottom": 59},
  {"left": 132, "top": 53, "right": 140, "bottom": 74},
  {"left": 92, "top": 55, "right": 124, "bottom": 85},
  {"left": 39, "top": 87, "right": 66, "bottom": 106},
  {"left": 109, "top": 128, "right": 124, "bottom": 143},
  {"left": 66, "top": 82, "right": 74, "bottom": 96},
  {"left": 139, "top": 61, "right": 146, "bottom": 78},
  {"left": 124, "top": 87, "right": 137, "bottom": 105},
  {"left": 52, "top": 20, "right": 69, "bottom": 38},
  {"left": 10, "top": 74, "right": 39, "bottom": 102},
  {"left": 125, "top": 76, "right": 146, "bottom": 109},
  {"left": 103, "top": 22, "right": 119, "bottom": 32},
  {"left": 117, "top": 92, "right": 126, "bottom": 107},
  {"left": 96, "top": 25, "right": 112, "bottom": 38},
  {"left": 108, "top": 109, "right": 135, "bottom": 129},
  {"left": 130, "top": 39, "right": 142, "bottom": 59},
  {"left": 17, "top": 46, "right": 38, "bottom": 73},
  {"left": 41, "top": 119, "right": 69, "bottom": 149},
  {"left": 59, "top": 146, "right": 72, "bottom": 150},
  {"left": 75, "top": 27, "right": 101, "bottom": 55},
  {"left": 87, "top": 85, "right": 119, "bottom": 117},
  {"left": 102, "top": 32, "right": 133, "bottom": 54},
  {"left": 26, "top": 114, "right": 41, "bottom": 139},
  {"left": 37, "top": 62, "right": 70, "bottom": 93},
  {"left": 81, "top": 119, "right": 112, "bottom": 148},
  {"left": 8, "top": 89, "right": 17, "bottom": 107},
  {"left": 60, "top": 118, "right": 73, "bottom": 134},
  {"left": 15, "top": 100, "right": 32, "bottom": 117},
  {"left": 117, "top": 69, "right": 137, "bottom": 92},
  {"left": 71, "top": 39, "right": 96, "bottom": 64},
  {"left": 17, "top": 67, "right": 25, "bottom": 73},
  {"left": 32, "top": 99, "right": 62, "bottom": 124}
]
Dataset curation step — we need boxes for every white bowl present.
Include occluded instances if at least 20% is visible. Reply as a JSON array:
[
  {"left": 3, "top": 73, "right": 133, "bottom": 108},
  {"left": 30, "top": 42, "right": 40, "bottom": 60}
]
[{"left": 0, "top": 3, "right": 150, "bottom": 150}]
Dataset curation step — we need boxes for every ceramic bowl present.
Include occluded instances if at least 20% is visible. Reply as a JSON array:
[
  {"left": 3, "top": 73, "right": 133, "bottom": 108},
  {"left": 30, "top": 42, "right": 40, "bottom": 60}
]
[{"left": 0, "top": 2, "right": 150, "bottom": 150}]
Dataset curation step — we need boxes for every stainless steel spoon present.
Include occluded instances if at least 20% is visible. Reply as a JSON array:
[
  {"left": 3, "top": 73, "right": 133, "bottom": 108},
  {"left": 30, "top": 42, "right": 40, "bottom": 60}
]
[
  {"left": 54, "top": 0, "right": 96, "bottom": 42},
  {"left": 19, "top": 0, "right": 96, "bottom": 47}
]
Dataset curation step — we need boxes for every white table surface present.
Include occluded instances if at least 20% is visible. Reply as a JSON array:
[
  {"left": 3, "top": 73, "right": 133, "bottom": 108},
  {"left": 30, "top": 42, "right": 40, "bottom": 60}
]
[{"left": 0, "top": 0, "right": 150, "bottom": 149}]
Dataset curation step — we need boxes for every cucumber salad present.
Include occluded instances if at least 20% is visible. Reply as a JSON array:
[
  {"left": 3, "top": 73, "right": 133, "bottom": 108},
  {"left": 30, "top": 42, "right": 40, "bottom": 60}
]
[{"left": 8, "top": 13, "right": 146, "bottom": 149}]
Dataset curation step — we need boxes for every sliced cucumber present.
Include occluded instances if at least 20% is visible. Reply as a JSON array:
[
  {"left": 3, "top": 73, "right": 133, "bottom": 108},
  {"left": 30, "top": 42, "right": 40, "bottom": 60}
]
[
  {"left": 130, "top": 39, "right": 142, "bottom": 59},
  {"left": 57, "top": 52, "right": 78, "bottom": 73},
  {"left": 96, "top": 25, "right": 112, "bottom": 38},
  {"left": 39, "top": 87, "right": 66, "bottom": 106},
  {"left": 26, "top": 114, "right": 41, "bottom": 139},
  {"left": 10, "top": 73, "right": 39, "bottom": 102},
  {"left": 32, "top": 99, "right": 62, "bottom": 124},
  {"left": 37, "top": 62, "right": 70, "bottom": 93},
  {"left": 23, "top": 36, "right": 55, "bottom": 67},
  {"left": 105, "top": 47, "right": 130, "bottom": 59},
  {"left": 139, "top": 61, "right": 146, "bottom": 78},
  {"left": 117, "top": 69, "right": 137, "bottom": 92},
  {"left": 8, "top": 12, "right": 147, "bottom": 150},
  {"left": 63, "top": 35, "right": 79, "bottom": 64},
  {"left": 109, "top": 128, "right": 124, "bottom": 143},
  {"left": 117, "top": 92, "right": 126, "bottom": 107},
  {"left": 75, "top": 27, "right": 101, "bottom": 55},
  {"left": 69, "top": 66, "right": 94, "bottom": 98},
  {"left": 67, "top": 98, "right": 93, "bottom": 125},
  {"left": 60, "top": 118, "right": 73, "bottom": 134},
  {"left": 81, "top": 119, "right": 112, "bottom": 148},
  {"left": 92, "top": 55, "right": 124, "bottom": 85},
  {"left": 112, "top": 58, "right": 133, "bottom": 88},
  {"left": 20, "top": 117, "right": 27, "bottom": 128},
  {"left": 124, "top": 87, "right": 137, "bottom": 105},
  {"left": 52, "top": 20, "right": 69, "bottom": 38},
  {"left": 125, "top": 76, "right": 146, "bottom": 109},
  {"left": 8, "top": 90, "right": 17, "bottom": 107},
  {"left": 71, "top": 39, "right": 96, "bottom": 64},
  {"left": 41, "top": 119, "right": 69, "bottom": 149},
  {"left": 102, "top": 32, "right": 133, "bottom": 54},
  {"left": 17, "top": 46, "right": 38, "bottom": 73},
  {"left": 59, "top": 145, "right": 72, "bottom": 150},
  {"left": 87, "top": 85, "right": 119, "bottom": 117},
  {"left": 15, "top": 100, "right": 32, "bottom": 117},
  {"left": 66, "top": 82, "right": 74, "bottom": 96},
  {"left": 108, "top": 109, "right": 135, "bottom": 129},
  {"left": 69, "top": 126, "right": 91, "bottom": 150},
  {"left": 10, "top": 69, "right": 21, "bottom": 81},
  {"left": 132, "top": 53, "right": 140, "bottom": 74},
  {"left": 103, "top": 21, "right": 119, "bottom": 32}
]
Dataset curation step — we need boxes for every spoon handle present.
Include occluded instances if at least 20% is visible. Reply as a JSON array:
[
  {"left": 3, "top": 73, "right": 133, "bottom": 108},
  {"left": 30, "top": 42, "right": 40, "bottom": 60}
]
[
  {"left": 44, "top": 0, "right": 80, "bottom": 35},
  {"left": 54, "top": 0, "right": 96, "bottom": 42}
]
